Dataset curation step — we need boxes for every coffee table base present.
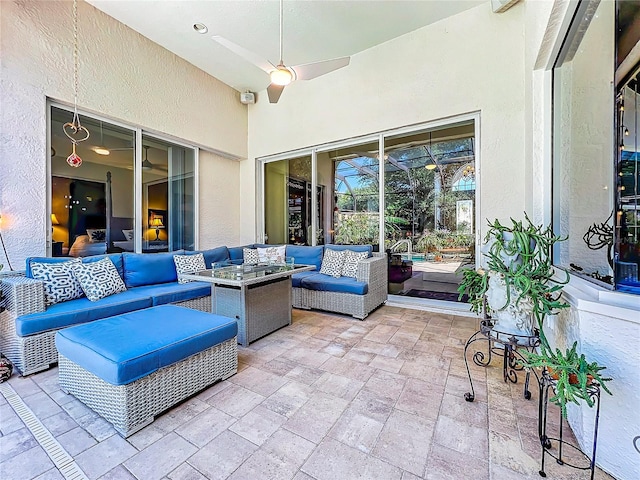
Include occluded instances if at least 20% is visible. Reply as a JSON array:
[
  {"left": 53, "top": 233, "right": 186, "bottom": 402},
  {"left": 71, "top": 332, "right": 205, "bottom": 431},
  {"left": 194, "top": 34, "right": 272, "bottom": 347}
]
[{"left": 213, "top": 277, "right": 291, "bottom": 346}]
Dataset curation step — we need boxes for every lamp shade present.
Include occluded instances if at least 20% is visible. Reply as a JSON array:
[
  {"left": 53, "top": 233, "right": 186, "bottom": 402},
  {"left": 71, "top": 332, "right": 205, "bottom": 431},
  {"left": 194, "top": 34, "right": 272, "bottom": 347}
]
[
  {"left": 51, "top": 213, "right": 60, "bottom": 225},
  {"left": 425, "top": 163, "right": 437, "bottom": 170},
  {"left": 150, "top": 217, "right": 164, "bottom": 228}
]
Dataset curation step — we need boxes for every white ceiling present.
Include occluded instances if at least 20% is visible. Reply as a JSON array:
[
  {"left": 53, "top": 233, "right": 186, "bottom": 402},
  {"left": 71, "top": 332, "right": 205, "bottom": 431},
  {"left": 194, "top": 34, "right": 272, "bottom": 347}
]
[{"left": 86, "top": 0, "right": 486, "bottom": 93}]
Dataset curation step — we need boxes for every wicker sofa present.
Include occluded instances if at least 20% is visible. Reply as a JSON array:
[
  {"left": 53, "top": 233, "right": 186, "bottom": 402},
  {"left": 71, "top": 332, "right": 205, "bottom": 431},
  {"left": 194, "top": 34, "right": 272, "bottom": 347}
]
[
  {"left": 0, "top": 244, "right": 387, "bottom": 376},
  {"left": 0, "top": 251, "right": 212, "bottom": 376}
]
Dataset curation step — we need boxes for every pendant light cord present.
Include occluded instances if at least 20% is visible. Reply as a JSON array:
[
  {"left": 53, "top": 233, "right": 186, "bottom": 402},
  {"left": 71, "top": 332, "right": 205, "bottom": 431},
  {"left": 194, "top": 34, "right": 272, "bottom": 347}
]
[
  {"left": 279, "top": 0, "right": 284, "bottom": 64},
  {"left": 71, "top": 0, "right": 80, "bottom": 127}
]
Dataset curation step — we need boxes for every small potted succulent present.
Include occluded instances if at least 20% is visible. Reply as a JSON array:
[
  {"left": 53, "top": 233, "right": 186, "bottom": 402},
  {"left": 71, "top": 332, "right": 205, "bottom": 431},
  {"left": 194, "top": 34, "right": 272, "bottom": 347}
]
[{"left": 522, "top": 340, "right": 612, "bottom": 418}]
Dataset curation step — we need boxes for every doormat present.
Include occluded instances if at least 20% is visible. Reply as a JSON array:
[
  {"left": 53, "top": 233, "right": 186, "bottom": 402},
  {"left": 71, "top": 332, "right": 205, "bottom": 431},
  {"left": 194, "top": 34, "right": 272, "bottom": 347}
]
[{"left": 405, "top": 289, "right": 469, "bottom": 303}]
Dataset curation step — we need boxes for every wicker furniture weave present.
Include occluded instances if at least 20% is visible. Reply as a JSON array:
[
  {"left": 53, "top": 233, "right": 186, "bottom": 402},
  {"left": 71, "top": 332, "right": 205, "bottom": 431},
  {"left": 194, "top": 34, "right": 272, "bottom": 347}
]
[
  {"left": 58, "top": 337, "right": 237, "bottom": 437},
  {"left": 0, "top": 274, "right": 211, "bottom": 376},
  {"left": 292, "top": 252, "right": 388, "bottom": 319},
  {"left": 181, "top": 264, "right": 314, "bottom": 346}
]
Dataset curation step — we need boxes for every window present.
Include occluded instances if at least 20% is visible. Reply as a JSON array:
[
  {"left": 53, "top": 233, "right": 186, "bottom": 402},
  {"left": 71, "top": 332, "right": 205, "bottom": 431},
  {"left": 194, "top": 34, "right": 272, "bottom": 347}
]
[
  {"left": 551, "top": 0, "right": 616, "bottom": 287},
  {"left": 50, "top": 105, "right": 196, "bottom": 256}
]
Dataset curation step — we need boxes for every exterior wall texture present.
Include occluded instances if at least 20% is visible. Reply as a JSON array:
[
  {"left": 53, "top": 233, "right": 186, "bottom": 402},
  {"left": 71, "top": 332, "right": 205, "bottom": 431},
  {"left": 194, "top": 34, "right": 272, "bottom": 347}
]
[
  {"left": 243, "top": 2, "right": 527, "bottom": 244},
  {"left": 0, "top": 0, "right": 246, "bottom": 268}
]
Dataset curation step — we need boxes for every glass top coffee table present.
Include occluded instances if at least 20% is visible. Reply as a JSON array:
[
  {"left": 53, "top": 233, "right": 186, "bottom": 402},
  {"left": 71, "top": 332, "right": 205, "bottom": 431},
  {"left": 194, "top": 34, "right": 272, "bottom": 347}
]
[{"left": 180, "top": 263, "right": 314, "bottom": 346}]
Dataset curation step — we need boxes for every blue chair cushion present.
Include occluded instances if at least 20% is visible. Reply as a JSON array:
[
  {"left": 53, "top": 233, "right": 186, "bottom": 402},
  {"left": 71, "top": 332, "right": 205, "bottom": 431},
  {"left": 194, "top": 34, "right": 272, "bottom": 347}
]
[
  {"left": 228, "top": 245, "right": 255, "bottom": 261},
  {"left": 286, "top": 245, "right": 324, "bottom": 271},
  {"left": 131, "top": 282, "right": 211, "bottom": 306},
  {"left": 200, "top": 246, "right": 230, "bottom": 268},
  {"left": 291, "top": 271, "right": 318, "bottom": 288},
  {"left": 325, "top": 244, "right": 373, "bottom": 257},
  {"left": 25, "top": 253, "right": 125, "bottom": 279},
  {"left": 55, "top": 305, "right": 238, "bottom": 386},
  {"left": 122, "top": 251, "right": 184, "bottom": 288},
  {"left": 16, "top": 289, "right": 153, "bottom": 336},
  {"left": 300, "top": 274, "right": 368, "bottom": 295}
]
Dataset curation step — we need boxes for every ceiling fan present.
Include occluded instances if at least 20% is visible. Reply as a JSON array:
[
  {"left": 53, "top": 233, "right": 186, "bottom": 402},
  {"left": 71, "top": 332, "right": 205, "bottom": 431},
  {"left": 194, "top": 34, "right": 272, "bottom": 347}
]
[
  {"left": 142, "top": 145, "right": 167, "bottom": 172},
  {"left": 212, "top": 0, "right": 350, "bottom": 103}
]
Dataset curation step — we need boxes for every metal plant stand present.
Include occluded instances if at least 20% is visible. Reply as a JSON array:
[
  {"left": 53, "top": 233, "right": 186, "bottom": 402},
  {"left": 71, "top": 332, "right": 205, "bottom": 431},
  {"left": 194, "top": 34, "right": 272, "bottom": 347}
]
[
  {"left": 463, "top": 319, "right": 540, "bottom": 402},
  {"left": 538, "top": 369, "right": 602, "bottom": 479}
]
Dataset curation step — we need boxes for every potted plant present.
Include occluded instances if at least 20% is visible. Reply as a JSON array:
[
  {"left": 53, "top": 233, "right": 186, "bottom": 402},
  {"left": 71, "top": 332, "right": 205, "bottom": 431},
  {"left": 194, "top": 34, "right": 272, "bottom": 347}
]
[
  {"left": 522, "top": 340, "right": 612, "bottom": 418},
  {"left": 457, "top": 214, "right": 570, "bottom": 337}
]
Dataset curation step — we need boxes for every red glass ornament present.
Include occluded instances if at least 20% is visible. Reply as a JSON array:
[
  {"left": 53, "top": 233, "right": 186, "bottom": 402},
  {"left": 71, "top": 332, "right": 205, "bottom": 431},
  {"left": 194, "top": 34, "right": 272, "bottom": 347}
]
[{"left": 66, "top": 143, "right": 82, "bottom": 167}]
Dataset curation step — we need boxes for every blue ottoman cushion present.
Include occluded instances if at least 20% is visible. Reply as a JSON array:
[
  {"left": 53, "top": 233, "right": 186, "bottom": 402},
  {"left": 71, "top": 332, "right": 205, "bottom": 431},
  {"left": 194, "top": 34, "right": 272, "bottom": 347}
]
[{"left": 55, "top": 305, "right": 237, "bottom": 386}]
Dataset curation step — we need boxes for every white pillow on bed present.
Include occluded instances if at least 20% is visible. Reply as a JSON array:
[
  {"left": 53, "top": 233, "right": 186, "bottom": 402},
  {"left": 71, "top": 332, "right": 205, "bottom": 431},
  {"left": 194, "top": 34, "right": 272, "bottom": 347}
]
[
  {"left": 86, "top": 229, "right": 106, "bottom": 243},
  {"left": 121, "top": 229, "right": 134, "bottom": 241}
]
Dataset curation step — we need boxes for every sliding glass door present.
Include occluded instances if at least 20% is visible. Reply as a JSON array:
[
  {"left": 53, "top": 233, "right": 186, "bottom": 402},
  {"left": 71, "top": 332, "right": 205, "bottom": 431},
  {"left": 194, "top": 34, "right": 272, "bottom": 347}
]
[
  {"left": 260, "top": 116, "right": 478, "bottom": 305},
  {"left": 384, "top": 123, "right": 476, "bottom": 299},
  {"left": 50, "top": 104, "right": 196, "bottom": 256}
]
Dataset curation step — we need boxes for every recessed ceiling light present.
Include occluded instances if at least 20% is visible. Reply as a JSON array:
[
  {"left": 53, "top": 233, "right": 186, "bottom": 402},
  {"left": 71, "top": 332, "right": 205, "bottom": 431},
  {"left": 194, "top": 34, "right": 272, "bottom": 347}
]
[{"left": 193, "top": 23, "right": 208, "bottom": 34}]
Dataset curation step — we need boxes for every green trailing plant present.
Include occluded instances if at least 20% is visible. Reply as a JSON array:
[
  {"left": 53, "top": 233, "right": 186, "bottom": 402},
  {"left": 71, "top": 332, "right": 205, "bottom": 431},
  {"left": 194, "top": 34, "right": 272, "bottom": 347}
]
[
  {"left": 522, "top": 339, "right": 612, "bottom": 418},
  {"left": 457, "top": 214, "right": 570, "bottom": 325}
]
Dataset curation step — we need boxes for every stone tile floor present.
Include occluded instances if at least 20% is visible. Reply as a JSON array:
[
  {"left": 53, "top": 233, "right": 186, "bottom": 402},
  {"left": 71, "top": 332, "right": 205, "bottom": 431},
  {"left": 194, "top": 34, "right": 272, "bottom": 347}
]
[{"left": 0, "top": 306, "right": 615, "bottom": 479}]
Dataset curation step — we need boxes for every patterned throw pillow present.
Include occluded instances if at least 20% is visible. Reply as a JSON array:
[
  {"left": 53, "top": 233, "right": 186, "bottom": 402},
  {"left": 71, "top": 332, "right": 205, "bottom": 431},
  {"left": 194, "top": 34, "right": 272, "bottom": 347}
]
[
  {"left": 342, "top": 250, "right": 369, "bottom": 278},
  {"left": 31, "top": 259, "right": 84, "bottom": 306},
  {"left": 71, "top": 257, "right": 127, "bottom": 302},
  {"left": 319, "top": 249, "right": 346, "bottom": 278},
  {"left": 257, "top": 245, "right": 286, "bottom": 264},
  {"left": 243, "top": 248, "right": 259, "bottom": 265},
  {"left": 86, "top": 229, "right": 106, "bottom": 243},
  {"left": 174, "top": 253, "right": 206, "bottom": 284}
]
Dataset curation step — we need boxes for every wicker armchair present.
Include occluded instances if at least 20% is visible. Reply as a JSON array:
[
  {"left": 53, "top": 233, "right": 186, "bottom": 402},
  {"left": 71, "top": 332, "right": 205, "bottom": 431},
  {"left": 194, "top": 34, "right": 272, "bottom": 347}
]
[
  {"left": 292, "top": 252, "right": 388, "bottom": 319},
  {"left": 0, "top": 274, "right": 210, "bottom": 376}
]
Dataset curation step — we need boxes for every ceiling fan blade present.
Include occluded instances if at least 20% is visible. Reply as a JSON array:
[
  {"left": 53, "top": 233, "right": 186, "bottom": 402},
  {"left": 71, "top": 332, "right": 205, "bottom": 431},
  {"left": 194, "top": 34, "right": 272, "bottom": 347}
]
[
  {"left": 212, "top": 35, "right": 275, "bottom": 74},
  {"left": 292, "top": 56, "right": 350, "bottom": 81},
  {"left": 267, "top": 84, "right": 285, "bottom": 104}
]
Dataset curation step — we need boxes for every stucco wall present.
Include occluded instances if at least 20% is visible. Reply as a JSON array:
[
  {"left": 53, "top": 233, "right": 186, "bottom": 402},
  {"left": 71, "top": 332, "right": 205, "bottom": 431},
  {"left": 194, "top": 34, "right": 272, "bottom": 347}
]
[
  {"left": 198, "top": 151, "right": 241, "bottom": 249},
  {"left": 0, "top": 0, "right": 246, "bottom": 268},
  {"left": 242, "top": 2, "right": 526, "bottom": 243}
]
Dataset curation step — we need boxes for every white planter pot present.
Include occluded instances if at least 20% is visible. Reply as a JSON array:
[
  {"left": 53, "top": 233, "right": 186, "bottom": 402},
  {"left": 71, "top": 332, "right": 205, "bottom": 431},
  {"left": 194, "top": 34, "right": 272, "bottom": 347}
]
[{"left": 486, "top": 273, "right": 536, "bottom": 341}]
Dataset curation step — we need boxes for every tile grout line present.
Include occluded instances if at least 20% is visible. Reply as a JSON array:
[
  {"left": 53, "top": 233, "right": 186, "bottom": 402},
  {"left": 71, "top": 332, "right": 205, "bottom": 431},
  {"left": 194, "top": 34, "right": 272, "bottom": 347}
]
[{"left": 0, "top": 382, "right": 89, "bottom": 480}]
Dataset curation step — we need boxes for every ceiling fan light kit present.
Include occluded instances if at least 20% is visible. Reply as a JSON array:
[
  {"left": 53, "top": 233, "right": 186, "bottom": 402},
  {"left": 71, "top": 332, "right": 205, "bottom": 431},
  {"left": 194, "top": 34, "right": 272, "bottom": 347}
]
[
  {"left": 212, "top": 0, "right": 350, "bottom": 103},
  {"left": 270, "top": 65, "right": 293, "bottom": 86}
]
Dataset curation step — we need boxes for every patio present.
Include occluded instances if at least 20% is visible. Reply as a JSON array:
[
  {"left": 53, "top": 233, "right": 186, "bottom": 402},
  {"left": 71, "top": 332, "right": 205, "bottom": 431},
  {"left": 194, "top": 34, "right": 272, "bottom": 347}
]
[{"left": 0, "top": 306, "right": 613, "bottom": 480}]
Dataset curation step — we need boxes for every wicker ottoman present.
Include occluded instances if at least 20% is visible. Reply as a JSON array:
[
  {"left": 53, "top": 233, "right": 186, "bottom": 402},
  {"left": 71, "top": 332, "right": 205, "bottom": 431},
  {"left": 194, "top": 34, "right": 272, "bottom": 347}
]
[{"left": 55, "top": 305, "right": 237, "bottom": 437}]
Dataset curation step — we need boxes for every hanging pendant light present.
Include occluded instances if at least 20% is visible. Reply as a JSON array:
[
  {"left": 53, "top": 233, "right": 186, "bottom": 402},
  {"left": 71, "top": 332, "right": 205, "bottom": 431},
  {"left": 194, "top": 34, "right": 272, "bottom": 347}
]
[
  {"left": 92, "top": 121, "right": 110, "bottom": 155},
  {"left": 63, "top": 0, "right": 89, "bottom": 168}
]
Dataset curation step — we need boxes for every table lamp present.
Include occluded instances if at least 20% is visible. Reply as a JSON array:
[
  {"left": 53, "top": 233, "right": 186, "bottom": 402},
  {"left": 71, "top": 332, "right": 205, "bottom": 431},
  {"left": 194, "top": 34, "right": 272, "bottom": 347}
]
[
  {"left": 51, "top": 213, "right": 60, "bottom": 241},
  {"left": 150, "top": 217, "right": 164, "bottom": 241}
]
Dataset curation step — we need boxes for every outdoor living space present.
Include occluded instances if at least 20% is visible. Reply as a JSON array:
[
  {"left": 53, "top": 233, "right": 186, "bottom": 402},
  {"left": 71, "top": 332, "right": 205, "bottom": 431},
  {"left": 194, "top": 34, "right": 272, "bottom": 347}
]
[{"left": 0, "top": 306, "right": 614, "bottom": 480}]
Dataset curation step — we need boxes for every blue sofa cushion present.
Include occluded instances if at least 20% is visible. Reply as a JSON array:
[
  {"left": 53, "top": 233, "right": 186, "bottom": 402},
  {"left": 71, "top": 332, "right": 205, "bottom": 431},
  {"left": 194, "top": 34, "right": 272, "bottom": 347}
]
[
  {"left": 122, "top": 251, "right": 184, "bottom": 288},
  {"left": 228, "top": 245, "right": 255, "bottom": 261},
  {"left": 286, "top": 245, "right": 324, "bottom": 271},
  {"left": 325, "top": 244, "right": 373, "bottom": 257},
  {"left": 291, "top": 271, "right": 318, "bottom": 288},
  {"left": 25, "top": 253, "right": 125, "bottom": 279},
  {"left": 200, "top": 246, "right": 230, "bottom": 268},
  {"left": 131, "top": 282, "right": 211, "bottom": 306},
  {"left": 16, "top": 289, "right": 153, "bottom": 337},
  {"left": 300, "top": 274, "right": 368, "bottom": 295},
  {"left": 55, "top": 305, "right": 238, "bottom": 386}
]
